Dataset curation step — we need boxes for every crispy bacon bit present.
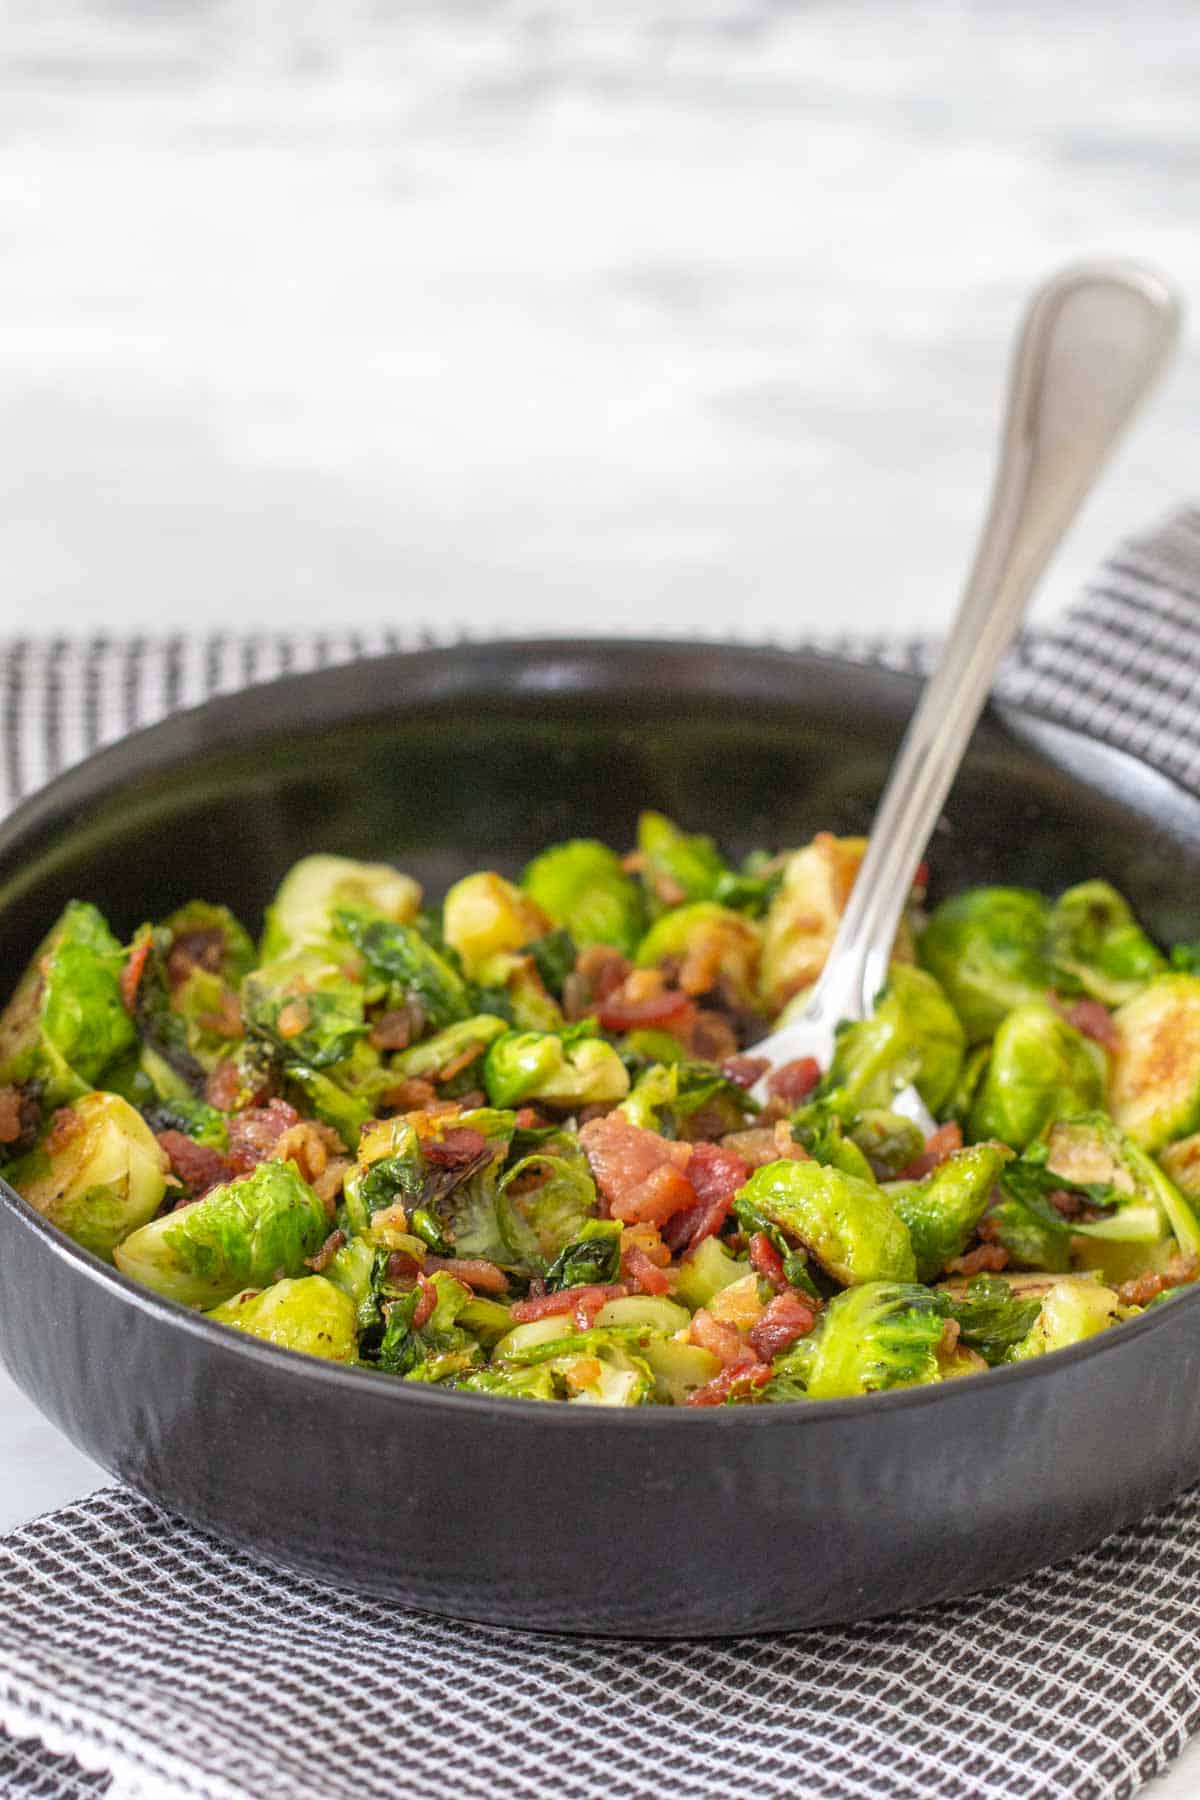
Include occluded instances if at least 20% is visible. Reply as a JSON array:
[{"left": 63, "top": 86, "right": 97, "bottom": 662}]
[
  {"left": 167, "top": 928, "right": 226, "bottom": 986},
  {"left": 662, "top": 1142, "right": 750, "bottom": 1253},
  {"left": 685, "top": 1361, "right": 773, "bottom": 1407},
  {"left": 370, "top": 1005, "right": 424, "bottom": 1052},
  {"left": 946, "top": 1242, "right": 1010, "bottom": 1276},
  {"left": 276, "top": 1000, "right": 311, "bottom": 1040},
  {"left": 720, "top": 1054, "right": 771, "bottom": 1091},
  {"left": 596, "top": 968, "right": 696, "bottom": 1035},
  {"left": 305, "top": 1227, "right": 346, "bottom": 1273},
  {"left": 619, "top": 1222, "right": 672, "bottom": 1268},
  {"left": 684, "top": 1010, "right": 739, "bottom": 1062},
  {"left": 197, "top": 990, "right": 243, "bottom": 1040},
  {"left": 156, "top": 1130, "right": 233, "bottom": 1198},
  {"left": 422, "top": 1255, "right": 509, "bottom": 1293},
  {"left": 580, "top": 1111, "right": 696, "bottom": 1225},
  {"left": 1050, "top": 1187, "right": 1084, "bottom": 1218},
  {"left": 410, "top": 1274, "right": 438, "bottom": 1331},
  {"left": 204, "top": 1060, "right": 242, "bottom": 1112},
  {"left": 896, "top": 1121, "right": 963, "bottom": 1181},
  {"left": 689, "top": 1306, "right": 757, "bottom": 1368},
  {"left": 508, "top": 1282, "right": 626, "bottom": 1324},
  {"left": 1047, "top": 989, "right": 1119, "bottom": 1053},
  {"left": 46, "top": 1105, "right": 84, "bottom": 1154},
  {"left": 514, "top": 1106, "right": 548, "bottom": 1131},
  {"left": 748, "top": 1231, "right": 786, "bottom": 1288},
  {"left": 1118, "top": 1253, "right": 1199, "bottom": 1308},
  {"left": 227, "top": 1098, "right": 301, "bottom": 1175},
  {"left": 120, "top": 938, "right": 151, "bottom": 1016},
  {"left": 385, "top": 1248, "right": 422, "bottom": 1282},
  {"left": 722, "top": 1125, "right": 810, "bottom": 1169},
  {"left": 382, "top": 1077, "right": 438, "bottom": 1113},
  {"left": 0, "top": 1086, "right": 25, "bottom": 1145},
  {"left": 578, "top": 945, "right": 632, "bottom": 999},
  {"left": 939, "top": 1317, "right": 961, "bottom": 1356},
  {"left": 748, "top": 1290, "right": 817, "bottom": 1360},
  {"left": 766, "top": 1057, "right": 821, "bottom": 1104},
  {"left": 424, "top": 1126, "right": 489, "bottom": 1168},
  {"left": 269, "top": 1119, "right": 347, "bottom": 1212},
  {"left": 622, "top": 1244, "right": 672, "bottom": 1295}
]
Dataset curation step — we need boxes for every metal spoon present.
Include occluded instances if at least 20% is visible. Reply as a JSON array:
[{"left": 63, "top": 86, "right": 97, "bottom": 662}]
[{"left": 750, "top": 261, "right": 1182, "bottom": 1129}]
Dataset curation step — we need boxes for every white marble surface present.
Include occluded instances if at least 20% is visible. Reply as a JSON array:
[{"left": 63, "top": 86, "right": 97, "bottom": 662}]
[{"left": 3, "top": 3, "right": 1200, "bottom": 1792}]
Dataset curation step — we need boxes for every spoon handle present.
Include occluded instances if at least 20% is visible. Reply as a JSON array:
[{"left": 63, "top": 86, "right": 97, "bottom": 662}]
[{"left": 812, "top": 260, "right": 1182, "bottom": 1026}]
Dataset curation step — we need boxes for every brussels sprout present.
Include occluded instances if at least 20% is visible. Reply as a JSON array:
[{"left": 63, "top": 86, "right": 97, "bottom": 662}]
[
  {"left": 470, "top": 955, "right": 563, "bottom": 1032},
  {"left": 334, "top": 910, "right": 470, "bottom": 1033},
  {"left": 441, "top": 872, "right": 551, "bottom": 978},
  {"left": 848, "top": 1109, "right": 926, "bottom": 1181},
  {"left": 483, "top": 1027, "right": 630, "bottom": 1110},
  {"left": 495, "top": 1138, "right": 599, "bottom": 1269},
  {"left": 593, "top": 1293, "right": 692, "bottom": 1334},
  {"left": 1046, "top": 881, "right": 1166, "bottom": 1006},
  {"left": 323, "top": 1233, "right": 386, "bottom": 1332},
  {"left": 1005, "top": 1273, "right": 1125, "bottom": 1360},
  {"left": 919, "top": 887, "right": 1054, "bottom": 1042},
  {"left": 525, "top": 929, "right": 577, "bottom": 1000},
  {"left": 345, "top": 1108, "right": 513, "bottom": 1265},
  {"left": 1107, "top": 975, "right": 1200, "bottom": 1151},
  {"left": 260, "top": 854, "right": 422, "bottom": 961},
  {"left": 789, "top": 1103, "right": 877, "bottom": 1184},
  {"left": 0, "top": 902, "right": 136, "bottom": 1105},
  {"left": 775, "top": 1280, "right": 947, "bottom": 1399},
  {"left": 375, "top": 1270, "right": 483, "bottom": 1378},
  {"left": 822, "top": 965, "right": 965, "bottom": 1118},
  {"left": 207, "top": 1276, "right": 358, "bottom": 1363},
  {"left": 242, "top": 954, "right": 367, "bottom": 1070},
  {"left": 670, "top": 1234, "right": 749, "bottom": 1311},
  {"left": 638, "top": 1335, "right": 723, "bottom": 1405},
  {"left": 161, "top": 901, "right": 256, "bottom": 987},
  {"left": 619, "top": 1059, "right": 754, "bottom": 1140},
  {"left": 939, "top": 1272, "right": 1043, "bottom": 1366},
  {"left": 735, "top": 1159, "right": 915, "bottom": 1287},
  {"left": 496, "top": 1325, "right": 655, "bottom": 1406},
  {"left": 114, "top": 1160, "right": 328, "bottom": 1308},
  {"left": 461, "top": 1364, "right": 560, "bottom": 1402},
  {"left": 542, "top": 1217, "right": 622, "bottom": 1291},
  {"left": 284, "top": 1040, "right": 390, "bottom": 1149},
  {"left": 391, "top": 1015, "right": 509, "bottom": 1082},
  {"left": 967, "top": 1002, "right": 1104, "bottom": 1148},
  {"left": 945, "top": 1043, "right": 992, "bottom": 1128},
  {"left": 635, "top": 903, "right": 761, "bottom": 1008},
  {"left": 888, "top": 1143, "right": 1011, "bottom": 1282},
  {"left": 522, "top": 840, "right": 645, "bottom": 956},
  {"left": 5, "top": 1090, "right": 169, "bottom": 1261},
  {"left": 141, "top": 1093, "right": 230, "bottom": 1153},
  {"left": 759, "top": 835, "right": 867, "bottom": 1014},
  {"left": 1159, "top": 1133, "right": 1200, "bottom": 1202},
  {"left": 635, "top": 811, "right": 729, "bottom": 911}
]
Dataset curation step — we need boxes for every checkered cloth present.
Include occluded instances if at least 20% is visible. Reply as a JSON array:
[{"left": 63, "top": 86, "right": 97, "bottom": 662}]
[{"left": 3, "top": 505, "right": 1200, "bottom": 1800}]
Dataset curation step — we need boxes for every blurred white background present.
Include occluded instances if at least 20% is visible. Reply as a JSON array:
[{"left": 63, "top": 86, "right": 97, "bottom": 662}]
[{"left": 2, "top": 0, "right": 1198, "bottom": 642}]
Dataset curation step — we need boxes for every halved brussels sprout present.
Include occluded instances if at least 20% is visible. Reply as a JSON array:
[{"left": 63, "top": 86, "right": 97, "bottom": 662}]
[
  {"left": 207, "top": 1275, "right": 358, "bottom": 1362},
  {"left": 635, "top": 903, "right": 761, "bottom": 1008},
  {"left": 1005, "top": 1273, "right": 1125, "bottom": 1360},
  {"left": 495, "top": 1138, "right": 599, "bottom": 1270},
  {"left": 775, "top": 1279, "right": 947, "bottom": 1399},
  {"left": 636, "top": 811, "right": 728, "bottom": 910},
  {"left": 919, "top": 886, "right": 1054, "bottom": 1043},
  {"left": 735, "top": 1159, "right": 915, "bottom": 1287},
  {"left": 967, "top": 1002, "right": 1104, "bottom": 1148},
  {"left": 334, "top": 912, "right": 470, "bottom": 1033},
  {"left": 441, "top": 872, "right": 551, "bottom": 978},
  {"left": 483, "top": 1027, "right": 629, "bottom": 1110},
  {"left": 260, "top": 854, "right": 421, "bottom": 960},
  {"left": 522, "top": 840, "right": 645, "bottom": 956},
  {"left": 5, "top": 1090, "right": 169, "bottom": 1261},
  {"left": 114, "top": 1159, "right": 329, "bottom": 1308},
  {"left": 0, "top": 902, "right": 136, "bottom": 1105},
  {"left": 241, "top": 953, "right": 367, "bottom": 1070},
  {"left": 1046, "top": 881, "right": 1166, "bottom": 1007},
  {"left": 759, "top": 835, "right": 866, "bottom": 1014},
  {"left": 888, "top": 1142, "right": 1011, "bottom": 1282},
  {"left": 392, "top": 1015, "right": 509, "bottom": 1082},
  {"left": 1107, "top": 975, "right": 1200, "bottom": 1151},
  {"left": 823, "top": 964, "right": 965, "bottom": 1117},
  {"left": 470, "top": 954, "right": 563, "bottom": 1032},
  {"left": 670, "top": 1233, "right": 747, "bottom": 1311}
]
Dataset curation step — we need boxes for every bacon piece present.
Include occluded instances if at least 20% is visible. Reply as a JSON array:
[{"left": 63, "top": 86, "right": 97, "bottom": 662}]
[
  {"left": 1066, "top": 998, "right": 1118, "bottom": 1053},
  {"left": 766, "top": 1057, "right": 821, "bottom": 1104},
  {"left": 748, "top": 1290, "right": 817, "bottom": 1360},
  {"left": 305, "top": 1228, "right": 346, "bottom": 1273},
  {"left": 167, "top": 928, "right": 226, "bottom": 986},
  {"left": 684, "top": 1010, "right": 738, "bottom": 1062},
  {"left": 410, "top": 1275, "right": 438, "bottom": 1331},
  {"left": 120, "top": 938, "right": 151, "bottom": 1016},
  {"left": 688, "top": 1307, "right": 756, "bottom": 1369},
  {"left": 383, "top": 1077, "right": 438, "bottom": 1113},
  {"left": 748, "top": 1231, "right": 786, "bottom": 1288},
  {"left": 896, "top": 1121, "right": 963, "bottom": 1181},
  {"left": 596, "top": 984, "right": 695, "bottom": 1034},
  {"left": 662, "top": 1142, "right": 750, "bottom": 1253},
  {"left": 508, "top": 1282, "right": 626, "bottom": 1324},
  {"left": 685, "top": 1361, "right": 773, "bottom": 1407},
  {"left": 720, "top": 1054, "right": 771, "bottom": 1091},
  {"left": 622, "top": 1244, "right": 671, "bottom": 1295},
  {"left": 424, "top": 1126, "right": 489, "bottom": 1168},
  {"left": 226, "top": 1099, "right": 301, "bottom": 1175},
  {"left": 946, "top": 1242, "right": 1009, "bottom": 1276},
  {"left": 156, "top": 1130, "right": 233, "bottom": 1198},
  {"left": 620, "top": 1222, "right": 672, "bottom": 1269},
  {"left": 370, "top": 1004, "right": 424, "bottom": 1052},
  {"left": 580, "top": 1111, "right": 695, "bottom": 1225},
  {"left": 422, "top": 1255, "right": 509, "bottom": 1293},
  {"left": 0, "top": 1085, "right": 24, "bottom": 1145}
]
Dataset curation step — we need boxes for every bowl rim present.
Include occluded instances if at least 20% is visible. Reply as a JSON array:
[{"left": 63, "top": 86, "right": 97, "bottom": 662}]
[{"left": 2, "top": 632, "right": 1197, "bottom": 1430}]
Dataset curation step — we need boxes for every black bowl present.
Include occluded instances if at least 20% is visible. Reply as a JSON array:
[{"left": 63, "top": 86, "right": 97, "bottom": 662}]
[{"left": 3, "top": 639, "right": 1200, "bottom": 1638}]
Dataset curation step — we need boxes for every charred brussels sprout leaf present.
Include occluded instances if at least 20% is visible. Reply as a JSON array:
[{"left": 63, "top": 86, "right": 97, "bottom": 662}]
[
  {"left": 483, "top": 1026, "right": 630, "bottom": 1110},
  {"left": 242, "top": 954, "right": 367, "bottom": 1069},
  {"left": 496, "top": 1139, "right": 599, "bottom": 1269},
  {"left": 775, "top": 1280, "right": 948, "bottom": 1399},
  {"left": 636, "top": 810, "right": 729, "bottom": 910},
  {"left": 822, "top": 965, "right": 965, "bottom": 1117},
  {"left": 0, "top": 902, "right": 135, "bottom": 1104},
  {"left": 375, "top": 1271, "right": 482, "bottom": 1380},
  {"left": 919, "top": 887, "right": 1054, "bottom": 1043},
  {"left": 6, "top": 1091, "right": 169, "bottom": 1261},
  {"left": 735, "top": 1158, "right": 915, "bottom": 1287},
  {"left": 522, "top": 840, "right": 645, "bottom": 956},
  {"left": 619, "top": 1058, "right": 754, "bottom": 1139},
  {"left": 1107, "top": 975, "right": 1200, "bottom": 1152},
  {"left": 888, "top": 1143, "right": 1011, "bottom": 1282},
  {"left": 114, "top": 1159, "right": 329, "bottom": 1308},
  {"left": 392, "top": 1015, "right": 508, "bottom": 1082},
  {"left": 141, "top": 1094, "right": 229, "bottom": 1152},
  {"left": 526, "top": 929, "right": 577, "bottom": 999},
  {"left": 543, "top": 1218, "right": 623, "bottom": 1290},
  {"left": 260, "top": 854, "right": 422, "bottom": 961},
  {"left": 940, "top": 1273, "right": 1043, "bottom": 1366},
  {"left": 161, "top": 901, "right": 256, "bottom": 987},
  {"left": 849, "top": 1109, "right": 927, "bottom": 1181},
  {"left": 441, "top": 872, "right": 550, "bottom": 977},
  {"left": 208, "top": 1276, "right": 358, "bottom": 1363},
  {"left": 334, "top": 909, "right": 470, "bottom": 1032},
  {"left": 1046, "top": 881, "right": 1165, "bottom": 1006},
  {"left": 967, "top": 1002, "right": 1104, "bottom": 1148}
]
